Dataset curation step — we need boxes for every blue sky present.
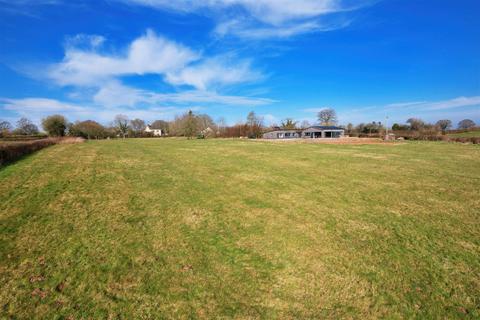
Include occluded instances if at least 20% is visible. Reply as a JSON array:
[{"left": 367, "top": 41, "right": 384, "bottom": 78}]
[{"left": 0, "top": 0, "right": 479, "bottom": 127}]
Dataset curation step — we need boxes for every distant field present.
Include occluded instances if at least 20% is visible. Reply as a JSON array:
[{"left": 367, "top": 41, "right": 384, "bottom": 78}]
[
  {"left": 448, "top": 130, "right": 480, "bottom": 138},
  {"left": 1, "top": 139, "right": 479, "bottom": 319}
]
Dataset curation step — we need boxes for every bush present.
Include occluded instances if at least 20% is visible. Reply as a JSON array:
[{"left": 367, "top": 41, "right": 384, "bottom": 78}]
[
  {"left": 0, "top": 137, "right": 84, "bottom": 166},
  {"left": 42, "top": 115, "right": 67, "bottom": 136}
]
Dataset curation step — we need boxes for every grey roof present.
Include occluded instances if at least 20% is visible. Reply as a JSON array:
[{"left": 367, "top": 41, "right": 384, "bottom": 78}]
[{"left": 305, "top": 126, "right": 344, "bottom": 131}]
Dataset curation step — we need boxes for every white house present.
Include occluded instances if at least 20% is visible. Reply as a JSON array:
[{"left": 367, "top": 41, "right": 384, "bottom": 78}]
[{"left": 145, "top": 124, "right": 163, "bottom": 136}]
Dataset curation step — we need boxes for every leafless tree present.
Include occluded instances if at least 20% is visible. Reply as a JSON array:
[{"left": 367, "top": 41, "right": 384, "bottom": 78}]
[
  {"left": 300, "top": 120, "right": 311, "bottom": 129},
  {"left": 435, "top": 119, "right": 452, "bottom": 133},
  {"left": 130, "top": 118, "right": 146, "bottom": 135},
  {"left": 317, "top": 108, "right": 337, "bottom": 125},
  {"left": 246, "top": 111, "right": 264, "bottom": 138},
  {"left": 406, "top": 118, "right": 425, "bottom": 131},
  {"left": 15, "top": 117, "right": 39, "bottom": 135},
  {"left": 0, "top": 120, "right": 12, "bottom": 137},
  {"left": 458, "top": 119, "right": 476, "bottom": 129}
]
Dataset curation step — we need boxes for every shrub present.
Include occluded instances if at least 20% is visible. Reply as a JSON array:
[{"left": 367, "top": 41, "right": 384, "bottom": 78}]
[
  {"left": 0, "top": 137, "right": 84, "bottom": 166},
  {"left": 42, "top": 115, "right": 67, "bottom": 136}
]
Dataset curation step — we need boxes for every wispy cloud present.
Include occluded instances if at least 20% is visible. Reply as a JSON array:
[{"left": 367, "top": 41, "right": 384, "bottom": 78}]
[
  {"left": 333, "top": 96, "right": 480, "bottom": 124},
  {"left": 49, "top": 30, "right": 199, "bottom": 87},
  {"left": 47, "top": 30, "right": 265, "bottom": 92},
  {"left": 1, "top": 98, "right": 85, "bottom": 113},
  {"left": 384, "top": 96, "right": 480, "bottom": 111},
  {"left": 92, "top": 81, "right": 275, "bottom": 108},
  {"left": 118, "top": 0, "right": 375, "bottom": 39}
]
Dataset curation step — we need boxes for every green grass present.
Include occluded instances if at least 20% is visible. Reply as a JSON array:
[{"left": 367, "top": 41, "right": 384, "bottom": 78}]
[
  {"left": 1, "top": 139, "right": 479, "bottom": 319},
  {"left": 448, "top": 130, "right": 480, "bottom": 138}
]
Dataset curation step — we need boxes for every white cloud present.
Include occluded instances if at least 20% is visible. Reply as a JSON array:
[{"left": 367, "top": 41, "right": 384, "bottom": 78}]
[
  {"left": 1, "top": 98, "right": 86, "bottom": 113},
  {"left": 165, "top": 56, "right": 263, "bottom": 90},
  {"left": 48, "top": 30, "right": 265, "bottom": 93},
  {"left": 49, "top": 30, "right": 199, "bottom": 86},
  {"left": 214, "top": 19, "right": 348, "bottom": 39},
  {"left": 93, "top": 81, "right": 274, "bottom": 108},
  {"left": 335, "top": 96, "right": 480, "bottom": 124},
  {"left": 119, "top": 0, "right": 373, "bottom": 39},
  {"left": 261, "top": 113, "right": 279, "bottom": 125},
  {"left": 385, "top": 96, "right": 480, "bottom": 111}
]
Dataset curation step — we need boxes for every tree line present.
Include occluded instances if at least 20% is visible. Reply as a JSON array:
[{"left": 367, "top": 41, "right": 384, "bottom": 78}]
[{"left": 0, "top": 108, "right": 477, "bottom": 139}]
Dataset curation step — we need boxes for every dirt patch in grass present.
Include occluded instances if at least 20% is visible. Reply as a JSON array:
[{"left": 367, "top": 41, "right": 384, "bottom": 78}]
[{"left": 256, "top": 137, "right": 400, "bottom": 145}]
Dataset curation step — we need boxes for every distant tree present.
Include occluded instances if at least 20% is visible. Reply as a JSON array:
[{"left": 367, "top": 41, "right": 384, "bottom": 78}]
[
  {"left": 356, "top": 121, "right": 384, "bottom": 135},
  {"left": 183, "top": 110, "right": 198, "bottom": 139},
  {"left": 392, "top": 123, "right": 410, "bottom": 131},
  {"left": 246, "top": 111, "right": 264, "bottom": 138},
  {"left": 69, "top": 120, "right": 106, "bottom": 139},
  {"left": 281, "top": 118, "right": 297, "bottom": 130},
  {"left": 435, "top": 119, "right": 452, "bottom": 133},
  {"left": 114, "top": 114, "right": 129, "bottom": 138},
  {"left": 216, "top": 117, "right": 226, "bottom": 136},
  {"left": 14, "top": 117, "right": 39, "bottom": 135},
  {"left": 346, "top": 123, "right": 354, "bottom": 134},
  {"left": 0, "top": 120, "right": 12, "bottom": 137},
  {"left": 458, "top": 119, "right": 476, "bottom": 130},
  {"left": 300, "top": 120, "right": 311, "bottom": 129},
  {"left": 130, "top": 118, "right": 146, "bottom": 136},
  {"left": 42, "top": 114, "right": 67, "bottom": 136},
  {"left": 406, "top": 118, "right": 425, "bottom": 131},
  {"left": 317, "top": 108, "right": 337, "bottom": 125},
  {"left": 197, "top": 114, "right": 215, "bottom": 132}
]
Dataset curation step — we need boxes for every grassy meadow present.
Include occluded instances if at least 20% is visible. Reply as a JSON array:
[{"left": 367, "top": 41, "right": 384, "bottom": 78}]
[{"left": 0, "top": 139, "right": 479, "bottom": 319}]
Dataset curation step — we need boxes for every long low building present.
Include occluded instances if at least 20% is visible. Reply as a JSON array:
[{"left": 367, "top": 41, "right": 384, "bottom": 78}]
[{"left": 263, "top": 126, "right": 345, "bottom": 139}]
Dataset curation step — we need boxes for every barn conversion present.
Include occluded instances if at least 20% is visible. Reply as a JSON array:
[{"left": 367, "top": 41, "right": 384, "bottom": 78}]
[
  {"left": 302, "top": 126, "right": 345, "bottom": 139},
  {"left": 262, "top": 126, "right": 345, "bottom": 139},
  {"left": 262, "top": 130, "right": 302, "bottom": 139}
]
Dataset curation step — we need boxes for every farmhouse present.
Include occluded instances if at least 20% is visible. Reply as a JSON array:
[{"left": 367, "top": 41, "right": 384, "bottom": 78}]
[
  {"left": 262, "top": 126, "right": 345, "bottom": 139},
  {"left": 144, "top": 124, "right": 163, "bottom": 136}
]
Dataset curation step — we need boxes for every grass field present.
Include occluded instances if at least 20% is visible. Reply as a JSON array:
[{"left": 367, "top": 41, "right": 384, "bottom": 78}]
[
  {"left": 1, "top": 139, "right": 479, "bottom": 319},
  {"left": 448, "top": 131, "right": 480, "bottom": 138}
]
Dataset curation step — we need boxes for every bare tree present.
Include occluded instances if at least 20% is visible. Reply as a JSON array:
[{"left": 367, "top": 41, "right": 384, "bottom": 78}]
[
  {"left": 406, "top": 118, "right": 425, "bottom": 131},
  {"left": 300, "top": 120, "right": 311, "bottom": 129},
  {"left": 114, "top": 114, "right": 129, "bottom": 138},
  {"left": 458, "top": 119, "right": 476, "bottom": 129},
  {"left": 15, "top": 117, "right": 39, "bottom": 135},
  {"left": 216, "top": 117, "right": 226, "bottom": 136},
  {"left": 317, "top": 108, "right": 337, "bottom": 126},
  {"left": 246, "top": 111, "right": 263, "bottom": 138},
  {"left": 435, "top": 119, "right": 452, "bottom": 133},
  {"left": 0, "top": 120, "right": 12, "bottom": 137},
  {"left": 130, "top": 118, "right": 146, "bottom": 136}
]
